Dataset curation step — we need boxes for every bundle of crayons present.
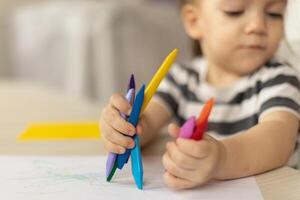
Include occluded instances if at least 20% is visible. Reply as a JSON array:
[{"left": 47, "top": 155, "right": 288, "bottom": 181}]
[{"left": 105, "top": 49, "right": 178, "bottom": 189}]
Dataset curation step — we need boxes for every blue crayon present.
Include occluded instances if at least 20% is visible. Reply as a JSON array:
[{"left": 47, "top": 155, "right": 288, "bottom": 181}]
[{"left": 117, "top": 85, "right": 145, "bottom": 189}]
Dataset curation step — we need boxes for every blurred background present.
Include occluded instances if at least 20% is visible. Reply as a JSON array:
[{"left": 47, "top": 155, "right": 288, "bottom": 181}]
[{"left": 0, "top": 0, "right": 299, "bottom": 102}]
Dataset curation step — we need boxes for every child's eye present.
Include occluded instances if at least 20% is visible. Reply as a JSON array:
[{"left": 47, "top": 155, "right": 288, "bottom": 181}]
[
  {"left": 267, "top": 12, "right": 283, "bottom": 19},
  {"left": 224, "top": 11, "right": 244, "bottom": 17}
]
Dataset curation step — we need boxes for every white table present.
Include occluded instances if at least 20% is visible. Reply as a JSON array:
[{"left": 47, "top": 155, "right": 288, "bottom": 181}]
[{"left": 0, "top": 80, "right": 300, "bottom": 200}]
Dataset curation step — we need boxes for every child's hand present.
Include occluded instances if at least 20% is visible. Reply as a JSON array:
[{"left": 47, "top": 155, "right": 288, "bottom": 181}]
[
  {"left": 100, "top": 93, "right": 138, "bottom": 154},
  {"left": 162, "top": 123, "right": 224, "bottom": 189}
]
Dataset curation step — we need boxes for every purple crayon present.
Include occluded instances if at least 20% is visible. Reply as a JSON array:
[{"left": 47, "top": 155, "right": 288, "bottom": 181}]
[
  {"left": 179, "top": 116, "right": 196, "bottom": 138},
  {"left": 106, "top": 75, "right": 135, "bottom": 181}
]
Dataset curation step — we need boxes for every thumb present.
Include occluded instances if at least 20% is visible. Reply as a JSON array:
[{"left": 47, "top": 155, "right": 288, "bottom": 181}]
[
  {"left": 136, "top": 115, "right": 146, "bottom": 135},
  {"left": 168, "top": 123, "right": 180, "bottom": 138}
]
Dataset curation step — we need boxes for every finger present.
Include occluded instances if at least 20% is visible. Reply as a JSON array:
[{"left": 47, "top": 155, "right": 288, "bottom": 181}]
[
  {"left": 163, "top": 172, "right": 195, "bottom": 190},
  {"left": 106, "top": 105, "right": 136, "bottom": 136},
  {"left": 103, "top": 138, "right": 126, "bottom": 154},
  {"left": 163, "top": 151, "right": 213, "bottom": 187},
  {"left": 166, "top": 142, "right": 200, "bottom": 170},
  {"left": 136, "top": 116, "right": 145, "bottom": 135},
  {"left": 136, "top": 124, "right": 143, "bottom": 135},
  {"left": 102, "top": 121, "right": 135, "bottom": 149},
  {"left": 110, "top": 93, "right": 132, "bottom": 115},
  {"left": 162, "top": 152, "right": 193, "bottom": 181},
  {"left": 168, "top": 123, "right": 180, "bottom": 138},
  {"left": 166, "top": 141, "right": 216, "bottom": 184},
  {"left": 176, "top": 138, "right": 211, "bottom": 159}
]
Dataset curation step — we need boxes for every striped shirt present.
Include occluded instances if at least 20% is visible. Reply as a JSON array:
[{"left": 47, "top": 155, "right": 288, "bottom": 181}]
[{"left": 153, "top": 57, "right": 300, "bottom": 168}]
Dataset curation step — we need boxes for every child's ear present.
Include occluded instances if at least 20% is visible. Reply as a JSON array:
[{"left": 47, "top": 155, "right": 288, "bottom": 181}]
[{"left": 181, "top": 4, "right": 203, "bottom": 40}]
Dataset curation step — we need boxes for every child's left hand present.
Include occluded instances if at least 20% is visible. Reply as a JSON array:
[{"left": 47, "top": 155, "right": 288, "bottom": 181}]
[{"left": 162, "top": 123, "right": 224, "bottom": 189}]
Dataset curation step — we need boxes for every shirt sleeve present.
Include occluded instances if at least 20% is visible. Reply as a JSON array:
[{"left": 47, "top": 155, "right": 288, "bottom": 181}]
[
  {"left": 254, "top": 61, "right": 300, "bottom": 169},
  {"left": 257, "top": 64, "right": 300, "bottom": 121}
]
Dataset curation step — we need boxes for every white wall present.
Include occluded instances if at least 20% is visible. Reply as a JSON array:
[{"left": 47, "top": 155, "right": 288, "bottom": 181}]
[
  {"left": 285, "top": 0, "right": 300, "bottom": 42},
  {"left": 6, "top": 1, "right": 191, "bottom": 100},
  {"left": 0, "top": 0, "right": 44, "bottom": 76},
  {"left": 277, "top": 0, "right": 300, "bottom": 71}
]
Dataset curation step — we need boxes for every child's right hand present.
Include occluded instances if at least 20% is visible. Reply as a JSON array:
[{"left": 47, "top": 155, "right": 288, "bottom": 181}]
[{"left": 100, "top": 93, "right": 137, "bottom": 154}]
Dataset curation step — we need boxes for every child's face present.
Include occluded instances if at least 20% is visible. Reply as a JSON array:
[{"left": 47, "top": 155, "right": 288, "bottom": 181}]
[{"left": 182, "top": 0, "right": 286, "bottom": 75}]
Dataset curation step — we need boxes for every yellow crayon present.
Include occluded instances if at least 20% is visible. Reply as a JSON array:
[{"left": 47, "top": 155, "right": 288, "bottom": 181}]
[{"left": 140, "top": 48, "right": 178, "bottom": 113}]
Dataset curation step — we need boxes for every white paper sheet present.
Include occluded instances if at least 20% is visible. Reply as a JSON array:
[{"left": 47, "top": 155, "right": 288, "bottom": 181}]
[{"left": 0, "top": 156, "right": 263, "bottom": 200}]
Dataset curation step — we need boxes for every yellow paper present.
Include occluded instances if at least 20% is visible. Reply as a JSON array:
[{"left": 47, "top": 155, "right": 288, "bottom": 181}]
[
  {"left": 140, "top": 48, "right": 178, "bottom": 113},
  {"left": 18, "top": 122, "right": 100, "bottom": 141}
]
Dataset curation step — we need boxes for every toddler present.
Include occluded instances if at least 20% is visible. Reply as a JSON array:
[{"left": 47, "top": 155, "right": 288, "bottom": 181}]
[{"left": 100, "top": 0, "right": 300, "bottom": 189}]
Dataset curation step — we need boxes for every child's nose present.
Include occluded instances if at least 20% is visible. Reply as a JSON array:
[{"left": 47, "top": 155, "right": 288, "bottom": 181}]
[{"left": 244, "top": 13, "right": 267, "bottom": 36}]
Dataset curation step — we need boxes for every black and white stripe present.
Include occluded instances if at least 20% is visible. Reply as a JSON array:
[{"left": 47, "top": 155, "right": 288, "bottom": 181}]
[{"left": 154, "top": 57, "right": 300, "bottom": 168}]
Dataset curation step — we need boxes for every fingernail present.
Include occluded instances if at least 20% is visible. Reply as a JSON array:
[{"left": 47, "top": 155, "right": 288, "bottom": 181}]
[
  {"left": 119, "top": 148, "right": 125, "bottom": 154},
  {"left": 128, "top": 140, "right": 135, "bottom": 148},
  {"left": 129, "top": 126, "right": 136, "bottom": 135}
]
